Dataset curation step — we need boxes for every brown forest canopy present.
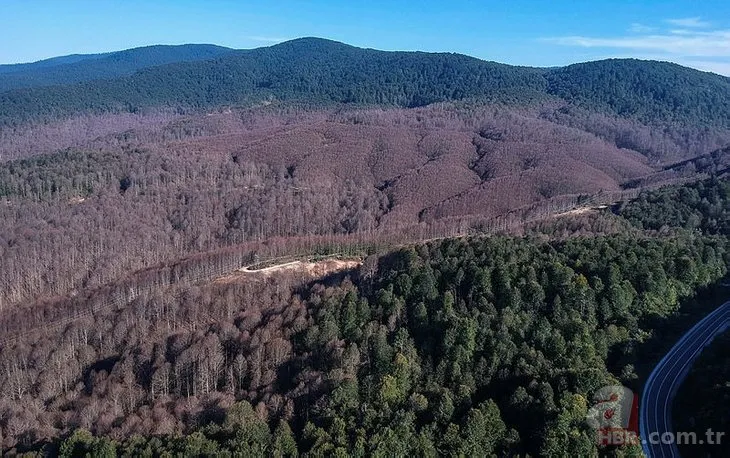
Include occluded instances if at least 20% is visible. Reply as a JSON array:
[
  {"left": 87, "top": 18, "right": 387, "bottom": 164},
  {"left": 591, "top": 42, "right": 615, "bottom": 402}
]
[
  {"left": 0, "top": 37, "right": 730, "bottom": 456},
  {"left": 1, "top": 104, "right": 729, "bottom": 311}
]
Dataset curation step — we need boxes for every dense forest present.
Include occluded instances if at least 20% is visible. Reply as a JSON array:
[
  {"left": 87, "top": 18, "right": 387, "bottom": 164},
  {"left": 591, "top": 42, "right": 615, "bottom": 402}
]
[
  {"left": 1, "top": 177, "right": 728, "bottom": 456},
  {"left": 0, "top": 44, "right": 233, "bottom": 93},
  {"left": 1, "top": 38, "right": 730, "bottom": 128},
  {"left": 625, "top": 176, "right": 730, "bottom": 457},
  {"left": 545, "top": 59, "right": 730, "bottom": 127},
  {"left": 638, "top": 178, "right": 730, "bottom": 458},
  {"left": 3, "top": 235, "right": 728, "bottom": 456},
  {"left": 618, "top": 176, "right": 730, "bottom": 236},
  {"left": 0, "top": 39, "right": 547, "bottom": 128},
  {"left": 2, "top": 37, "right": 730, "bottom": 457}
]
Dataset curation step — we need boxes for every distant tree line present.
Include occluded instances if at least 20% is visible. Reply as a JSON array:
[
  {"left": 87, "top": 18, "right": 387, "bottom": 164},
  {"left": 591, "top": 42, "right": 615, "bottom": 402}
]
[
  {"left": 618, "top": 175, "right": 729, "bottom": 236},
  {"left": 2, "top": 38, "right": 730, "bottom": 129}
]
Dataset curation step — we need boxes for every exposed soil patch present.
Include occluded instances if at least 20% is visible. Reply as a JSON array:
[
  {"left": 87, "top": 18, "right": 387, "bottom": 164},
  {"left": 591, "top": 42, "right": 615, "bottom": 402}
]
[
  {"left": 215, "top": 258, "right": 362, "bottom": 284},
  {"left": 553, "top": 205, "right": 608, "bottom": 218}
]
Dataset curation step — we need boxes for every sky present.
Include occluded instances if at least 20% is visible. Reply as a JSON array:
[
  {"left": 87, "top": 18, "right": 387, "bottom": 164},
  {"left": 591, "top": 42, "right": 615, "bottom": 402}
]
[{"left": 2, "top": 0, "right": 730, "bottom": 75}]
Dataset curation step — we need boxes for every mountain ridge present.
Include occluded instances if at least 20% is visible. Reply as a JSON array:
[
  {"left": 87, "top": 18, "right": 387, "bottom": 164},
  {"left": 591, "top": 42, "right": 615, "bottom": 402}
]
[
  {"left": 1, "top": 37, "right": 729, "bottom": 129},
  {"left": 0, "top": 43, "right": 234, "bottom": 92}
]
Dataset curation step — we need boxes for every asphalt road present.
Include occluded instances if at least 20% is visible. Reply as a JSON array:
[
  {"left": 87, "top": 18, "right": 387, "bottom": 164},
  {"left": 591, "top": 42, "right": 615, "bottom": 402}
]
[{"left": 640, "top": 300, "right": 730, "bottom": 457}]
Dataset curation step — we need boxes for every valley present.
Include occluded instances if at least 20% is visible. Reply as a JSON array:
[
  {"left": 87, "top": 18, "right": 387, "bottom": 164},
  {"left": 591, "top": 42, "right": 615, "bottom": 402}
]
[{"left": 0, "top": 36, "right": 728, "bottom": 456}]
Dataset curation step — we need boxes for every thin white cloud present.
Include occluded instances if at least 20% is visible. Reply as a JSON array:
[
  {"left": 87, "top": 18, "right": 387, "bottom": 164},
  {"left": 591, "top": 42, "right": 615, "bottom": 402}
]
[
  {"left": 666, "top": 17, "right": 711, "bottom": 28},
  {"left": 572, "top": 51, "right": 730, "bottom": 76},
  {"left": 629, "top": 23, "right": 656, "bottom": 33},
  {"left": 677, "top": 59, "right": 730, "bottom": 75},
  {"left": 245, "top": 36, "right": 290, "bottom": 44},
  {"left": 544, "top": 32, "right": 730, "bottom": 57},
  {"left": 542, "top": 19, "right": 730, "bottom": 76}
]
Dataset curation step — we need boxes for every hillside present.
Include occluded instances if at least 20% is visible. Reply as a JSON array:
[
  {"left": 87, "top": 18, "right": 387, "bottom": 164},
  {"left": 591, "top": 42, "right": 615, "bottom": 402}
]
[
  {"left": 1, "top": 34, "right": 730, "bottom": 455},
  {"left": 0, "top": 54, "right": 107, "bottom": 74},
  {"left": 546, "top": 59, "right": 730, "bottom": 126},
  {"left": 1, "top": 35, "right": 728, "bottom": 312},
  {"left": 0, "top": 104, "right": 676, "bottom": 311},
  {"left": 0, "top": 44, "right": 233, "bottom": 92},
  {"left": 1, "top": 38, "right": 730, "bottom": 129},
  {"left": 1, "top": 190, "right": 728, "bottom": 454},
  {"left": 0, "top": 38, "right": 546, "bottom": 127}
]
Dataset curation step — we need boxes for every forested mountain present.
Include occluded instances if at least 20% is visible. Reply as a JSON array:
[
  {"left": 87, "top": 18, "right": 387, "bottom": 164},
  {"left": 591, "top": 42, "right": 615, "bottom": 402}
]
[
  {"left": 0, "top": 44, "right": 233, "bottom": 92},
  {"left": 1, "top": 37, "right": 730, "bottom": 456},
  {"left": 618, "top": 176, "right": 730, "bottom": 235},
  {"left": 1, "top": 38, "right": 730, "bottom": 128},
  {"left": 546, "top": 59, "right": 730, "bottom": 126},
  {"left": 0, "top": 38, "right": 546, "bottom": 127}
]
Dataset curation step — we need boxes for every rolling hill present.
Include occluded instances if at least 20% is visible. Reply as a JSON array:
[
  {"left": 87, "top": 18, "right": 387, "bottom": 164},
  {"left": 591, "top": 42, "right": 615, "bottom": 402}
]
[
  {"left": 0, "top": 38, "right": 728, "bottom": 312},
  {"left": 1, "top": 38, "right": 730, "bottom": 129},
  {"left": 0, "top": 44, "right": 233, "bottom": 93},
  {"left": 1, "top": 37, "right": 730, "bottom": 456}
]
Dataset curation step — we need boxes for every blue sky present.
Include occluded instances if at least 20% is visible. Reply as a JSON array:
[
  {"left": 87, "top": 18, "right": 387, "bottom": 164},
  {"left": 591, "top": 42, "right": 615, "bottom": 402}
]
[{"left": 2, "top": 0, "right": 730, "bottom": 75}]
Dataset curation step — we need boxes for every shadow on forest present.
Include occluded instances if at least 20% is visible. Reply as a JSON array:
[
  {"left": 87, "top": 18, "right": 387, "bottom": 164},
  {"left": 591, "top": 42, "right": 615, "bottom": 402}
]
[
  {"left": 83, "top": 356, "right": 120, "bottom": 395},
  {"left": 619, "top": 278, "right": 730, "bottom": 395}
]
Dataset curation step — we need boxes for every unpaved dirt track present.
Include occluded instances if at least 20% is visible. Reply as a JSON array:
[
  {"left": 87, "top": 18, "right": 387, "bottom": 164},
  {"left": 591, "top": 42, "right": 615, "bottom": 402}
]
[
  {"left": 238, "top": 261, "right": 303, "bottom": 273},
  {"left": 214, "top": 258, "right": 362, "bottom": 284}
]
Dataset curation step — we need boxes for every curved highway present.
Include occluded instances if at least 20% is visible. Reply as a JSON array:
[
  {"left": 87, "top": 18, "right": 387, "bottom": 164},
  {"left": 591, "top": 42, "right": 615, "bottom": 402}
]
[{"left": 640, "top": 300, "right": 730, "bottom": 457}]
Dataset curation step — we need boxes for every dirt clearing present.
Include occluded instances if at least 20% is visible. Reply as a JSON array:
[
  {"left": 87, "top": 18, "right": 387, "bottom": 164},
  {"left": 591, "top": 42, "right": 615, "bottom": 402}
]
[{"left": 215, "top": 258, "right": 362, "bottom": 284}]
